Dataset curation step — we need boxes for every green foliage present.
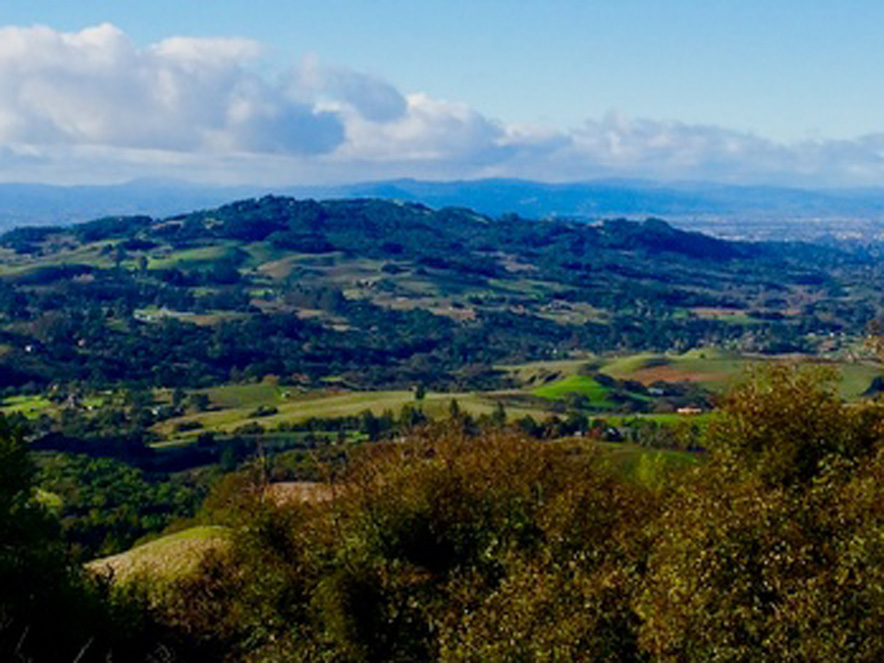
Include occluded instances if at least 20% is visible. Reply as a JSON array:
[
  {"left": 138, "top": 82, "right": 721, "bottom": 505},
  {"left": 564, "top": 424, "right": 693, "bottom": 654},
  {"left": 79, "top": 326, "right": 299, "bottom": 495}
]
[
  {"left": 637, "top": 365, "right": 884, "bottom": 662},
  {"left": 35, "top": 452, "right": 207, "bottom": 560},
  {"left": 708, "top": 364, "right": 881, "bottom": 487},
  {"left": 1, "top": 196, "right": 873, "bottom": 396},
  {"left": 159, "top": 427, "right": 656, "bottom": 661},
  {"left": 143, "top": 366, "right": 884, "bottom": 661},
  {"left": 0, "top": 415, "right": 188, "bottom": 661}
]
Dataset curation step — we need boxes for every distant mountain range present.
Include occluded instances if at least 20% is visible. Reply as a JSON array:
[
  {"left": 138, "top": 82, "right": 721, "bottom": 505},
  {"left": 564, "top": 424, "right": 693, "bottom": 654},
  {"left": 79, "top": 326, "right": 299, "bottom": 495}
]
[{"left": 3, "top": 178, "right": 884, "bottom": 240}]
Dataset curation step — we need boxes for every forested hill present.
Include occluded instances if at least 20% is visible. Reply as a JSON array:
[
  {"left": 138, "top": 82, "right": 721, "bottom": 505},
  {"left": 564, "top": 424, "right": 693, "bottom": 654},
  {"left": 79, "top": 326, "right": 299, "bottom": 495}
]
[
  {"left": 0, "top": 194, "right": 833, "bottom": 265},
  {"left": 173, "top": 196, "right": 750, "bottom": 260},
  {"left": 0, "top": 196, "right": 878, "bottom": 391}
]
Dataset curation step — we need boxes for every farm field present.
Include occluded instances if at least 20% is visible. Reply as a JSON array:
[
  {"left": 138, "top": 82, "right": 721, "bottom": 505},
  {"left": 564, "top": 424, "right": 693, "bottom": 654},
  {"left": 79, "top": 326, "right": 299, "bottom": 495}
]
[
  {"left": 146, "top": 243, "right": 238, "bottom": 270},
  {"left": 146, "top": 349, "right": 882, "bottom": 447},
  {"left": 152, "top": 384, "right": 551, "bottom": 439},
  {"left": 0, "top": 240, "right": 117, "bottom": 276},
  {"left": 532, "top": 374, "right": 614, "bottom": 406},
  {"left": 5, "top": 350, "right": 879, "bottom": 433},
  {"left": 0, "top": 394, "right": 55, "bottom": 418},
  {"left": 497, "top": 357, "right": 595, "bottom": 384},
  {"left": 505, "top": 350, "right": 881, "bottom": 401},
  {"left": 600, "top": 348, "right": 755, "bottom": 388}
]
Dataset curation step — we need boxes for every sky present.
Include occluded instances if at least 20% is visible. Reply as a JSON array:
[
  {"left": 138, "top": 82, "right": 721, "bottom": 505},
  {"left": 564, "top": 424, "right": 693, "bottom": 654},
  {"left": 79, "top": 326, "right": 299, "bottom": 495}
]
[{"left": 1, "top": 1, "right": 884, "bottom": 187}]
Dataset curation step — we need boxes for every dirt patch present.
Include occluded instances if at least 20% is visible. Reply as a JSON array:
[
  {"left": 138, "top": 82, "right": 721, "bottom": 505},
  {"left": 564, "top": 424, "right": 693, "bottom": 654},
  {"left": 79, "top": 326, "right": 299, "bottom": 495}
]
[
  {"left": 266, "top": 481, "right": 336, "bottom": 506},
  {"left": 430, "top": 307, "right": 476, "bottom": 321},
  {"left": 258, "top": 256, "right": 298, "bottom": 279},
  {"left": 690, "top": 307, "right": 746, "bottom": 318},
  {"left": 631, "top": 365, "right": 727, "bottom": 385}
]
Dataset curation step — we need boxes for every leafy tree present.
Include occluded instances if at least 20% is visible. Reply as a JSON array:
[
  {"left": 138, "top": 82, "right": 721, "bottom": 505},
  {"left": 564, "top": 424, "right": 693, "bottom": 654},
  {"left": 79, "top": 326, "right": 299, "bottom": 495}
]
[
  {"left": 449, "top": 398, "right": 461, "bottom": 419},
  {"left": 707, "top": 364, "right": 880, "bottom": 487},
  {"left": 160, "top": 426, "right": 657, "bottom": 661},
  {"left": 189, "top": 392, "right": 211, "bottom": 412},
  {"left": 0, "top": 415, "right": 172, "bottom": 661},
  {"left": 637, "top": 366, "right": 884, "bottom": 662},
  {"left": 490, "top": 401, "right": 507, "bottom": 427}
]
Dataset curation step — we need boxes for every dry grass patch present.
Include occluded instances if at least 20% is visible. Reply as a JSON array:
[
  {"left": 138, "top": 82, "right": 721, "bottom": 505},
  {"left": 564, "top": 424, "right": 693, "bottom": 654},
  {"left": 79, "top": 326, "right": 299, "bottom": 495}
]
[
  {"left": 266, "top": 481, "right": 336, "bottom": 506},
  {"left": 87, "top": 526, "right": 230, "bottom": 585}
]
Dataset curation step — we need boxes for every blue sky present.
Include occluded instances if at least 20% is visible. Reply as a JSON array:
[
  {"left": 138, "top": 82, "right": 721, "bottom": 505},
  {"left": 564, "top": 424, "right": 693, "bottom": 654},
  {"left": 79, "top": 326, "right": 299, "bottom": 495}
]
[{"left": 1, "top": 1, "right": 883, "bottom": 186}]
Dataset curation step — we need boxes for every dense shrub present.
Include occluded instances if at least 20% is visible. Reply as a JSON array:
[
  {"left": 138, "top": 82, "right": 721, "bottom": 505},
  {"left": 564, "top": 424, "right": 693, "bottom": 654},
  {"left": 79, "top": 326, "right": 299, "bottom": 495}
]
[
  {"left": 11, "top": 366, "right": 884, "bottom": 660},
  {"left": 154, "top": 367, "right": 884, "bottom": 661},
  {"left": 160, "top": 427, "right": 657, "bottom": 661}
]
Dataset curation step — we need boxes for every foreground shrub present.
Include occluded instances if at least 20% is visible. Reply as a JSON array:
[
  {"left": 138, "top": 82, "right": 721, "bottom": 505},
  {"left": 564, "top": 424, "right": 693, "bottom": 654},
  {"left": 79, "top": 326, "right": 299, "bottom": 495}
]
[
  {"left": 155, "top": 366, "right": 884, "bottom": 661},
  {"left": 0, "top": 415, "right": 184, "bottom": 662},
  {"left": 638, "top": 366, "right": 884, "bottom": 662},
  {"left": 162, "top": 426, "right": 657, "bottom": 661}
]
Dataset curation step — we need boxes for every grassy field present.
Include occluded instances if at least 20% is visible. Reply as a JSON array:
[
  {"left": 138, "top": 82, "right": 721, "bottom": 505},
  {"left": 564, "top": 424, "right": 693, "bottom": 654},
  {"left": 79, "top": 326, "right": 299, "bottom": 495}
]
[
  {"left": 205, "top": 382, "right": 284, "bottom": 408},
  {"left": 604, "top": 412, "right": 718, "bottom": 426},
  {"left": 154, "top": 385, "right": 551, "bottom": 439},
  {"left": 0, "top": 241, "right": 118, "bottom": 276},
  {"left": 593, "top": 349, "right": 880, "bottom": 399},
  {"left": 147, "top": 244, "right": 237, "bottom": 270},
  {"left": 87, "top": 526, "right": 230, "bottom": 584},
  {"left": 602, "top": 444, "right": 702, "bottom": 488},
  {"left": 832, "top": 362, "right": 881, "bottom": 399},
  {"left": 134, "top": 308, "right": 249, "bottom": 326},
  {"left": 599, "top": 353, "right": 671, "bottom": 376},
  {"left": 553, "top": 437, "right": 702, "bottom": 488},
  {"left": 497, "top": 357, "right": 596, "bottom": 385},
  {"left": 0, "top": 395, "right": 56, "bottom": 418},
  {"left": 600, "top": 350, "right": 749, "bottom": 389},
  {"left": 532, "top": 374, "right": 613, "bottom": 406}
]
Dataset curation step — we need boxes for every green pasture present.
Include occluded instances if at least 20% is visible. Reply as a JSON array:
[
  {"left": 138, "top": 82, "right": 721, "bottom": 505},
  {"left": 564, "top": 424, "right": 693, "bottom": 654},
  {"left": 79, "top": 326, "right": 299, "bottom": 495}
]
[
  {"left": 486, "top": 277, "right": 565, "bottom": 297},
  {"left": 134, "top": 308, "right": 248, "bottom": 325},
  {"left": 241, "top": 241, "right": 284, "bottom": 268},
  {"left": 599, "top": 350, "right": 750, "bottom": 386},
  {"left": 147, "top": 244, "right": 235, "bottom": 270},
  {"left": 553, "top": 437, "right": 702, "bottom": 488},
  {"left": 532, "top": 374, "right": 613, "bottom": 406},
  {"left": 604, "top": 412, "right": 718, "bottom": 426},
  {"left": 503, "top": 349, "right": 882, "bottom": 404},
  {"left": 205, "top": 382, "right": 285, "bottom": 408},
  {"left": 497, "top": 357, "right": 595, "bottom": 384},
  {"left": 154, "top": 388, "right": 550, "bottom": 438},
  {"left": 0, "top": 395, "right": 55, "bottom": 418},
  {"left": 601, "top": 444, "right": 702, "bottom": 488},
  {"left": 830, "top": 362, "right": 881, "bottom": 399},
  {"left": 599, "top": 353, "right": 669, "bottom": 375},
  {"left": 0, "top": 242, "right": 117, "bottom": 276}
]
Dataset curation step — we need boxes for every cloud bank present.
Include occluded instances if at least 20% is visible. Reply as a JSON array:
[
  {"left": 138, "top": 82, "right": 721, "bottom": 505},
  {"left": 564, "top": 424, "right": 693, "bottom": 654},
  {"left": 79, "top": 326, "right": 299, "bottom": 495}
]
[{"left": 1, "top": 23, "right": 883, "bottom": 187}]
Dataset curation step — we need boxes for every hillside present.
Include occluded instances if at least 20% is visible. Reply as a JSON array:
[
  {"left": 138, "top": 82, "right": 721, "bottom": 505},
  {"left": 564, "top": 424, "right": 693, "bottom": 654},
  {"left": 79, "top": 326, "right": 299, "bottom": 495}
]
[
  {"left": 4, "top": 196, "right": 884, "bottom": 663},
  {"left": 0, "top": 195, "right": 877, "bottom": 394}
]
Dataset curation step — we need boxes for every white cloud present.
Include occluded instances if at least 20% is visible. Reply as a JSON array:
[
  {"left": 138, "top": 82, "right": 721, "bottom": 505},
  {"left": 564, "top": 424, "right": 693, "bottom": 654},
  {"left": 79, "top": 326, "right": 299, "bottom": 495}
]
[
  {"left": 1, "top": 23, "right": 884, "bottom": 187},
  {"left": 0, "top": 23, "right": 343, "bottom": 155},
  {"left": 290, "top": 55, "right": 407, "bottom": 123},
  {"left": 152, "top": 35, "right": 264, "bottom": 63},
  {"left": 338, "top": 93, "right": 511, "bottom": 164}
]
